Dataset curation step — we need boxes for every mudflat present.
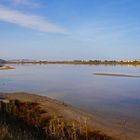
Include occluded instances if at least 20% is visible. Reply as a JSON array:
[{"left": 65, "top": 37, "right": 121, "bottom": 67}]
[{"left": 94, "top": 73, "right": 140, "bottom": 78}]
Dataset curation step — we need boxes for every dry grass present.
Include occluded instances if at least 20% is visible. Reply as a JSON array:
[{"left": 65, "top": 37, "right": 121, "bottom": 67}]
[{"left": 0, "top": 99, "right": 116, "bottom": 140}]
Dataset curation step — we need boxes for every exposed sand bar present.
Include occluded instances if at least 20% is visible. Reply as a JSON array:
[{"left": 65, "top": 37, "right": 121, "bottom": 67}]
[
  {"left": 0, "top": 66, "right": 14, "bottom": 70},
  {"left": 94, "top": 73, "right": 140, "bottom": 78}
]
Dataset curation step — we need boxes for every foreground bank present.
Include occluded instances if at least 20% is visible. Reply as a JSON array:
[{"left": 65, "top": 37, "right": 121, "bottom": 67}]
[{"left": 0, "top": 93, "right": 138, "bottom": 140}]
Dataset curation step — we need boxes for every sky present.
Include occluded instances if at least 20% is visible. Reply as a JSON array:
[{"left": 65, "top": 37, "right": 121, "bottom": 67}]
[{"left": 0, "top": 0, "right": 140, "bottom": 60}]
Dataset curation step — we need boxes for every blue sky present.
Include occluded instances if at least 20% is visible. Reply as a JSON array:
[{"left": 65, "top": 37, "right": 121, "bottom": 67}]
[{"left": 0, "top": 0, "right": 140, "bottom": 60}]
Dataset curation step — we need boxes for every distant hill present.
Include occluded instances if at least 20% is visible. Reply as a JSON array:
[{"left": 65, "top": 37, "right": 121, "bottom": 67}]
[{"left": 0, "top": 59, "right": 7, "bottom": 64}]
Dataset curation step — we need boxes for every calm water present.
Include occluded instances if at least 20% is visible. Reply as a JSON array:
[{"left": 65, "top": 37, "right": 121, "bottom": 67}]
[{"left": 0, "top": 64, "right": 140, "bottom": 129}]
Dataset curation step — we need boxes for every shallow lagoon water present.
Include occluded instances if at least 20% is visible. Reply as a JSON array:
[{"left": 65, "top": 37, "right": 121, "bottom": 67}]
[{"left": 0, "top": 64, "right": 140, "bottom": 130}]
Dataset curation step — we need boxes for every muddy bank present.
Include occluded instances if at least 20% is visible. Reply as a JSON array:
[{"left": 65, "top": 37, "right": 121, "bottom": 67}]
[
  {"left": 0, "top": 93, "right": 139, "bottom": 140},
  {"left": 94, "top": 73, "right": 140, "bottom": 78}
]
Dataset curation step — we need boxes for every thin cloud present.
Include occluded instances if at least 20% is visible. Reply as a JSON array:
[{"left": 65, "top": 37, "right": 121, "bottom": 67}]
[
  {"left": 0, "top": 6, "right": 66, "bottom": 33},
  {"left": 11, "top": 0, "right": 41, "bottom": 8}
]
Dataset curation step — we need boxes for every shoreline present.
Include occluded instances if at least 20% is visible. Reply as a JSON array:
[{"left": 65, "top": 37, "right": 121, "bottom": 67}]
[
  {"left": 0, "top": 92, "right": 140, "bottom": 140},
  {"left": 0, "top": 66, "right": 14, "bottom": 70},
  {"left": 8, "top": 60, "right": 140, "bottom": 66}
]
